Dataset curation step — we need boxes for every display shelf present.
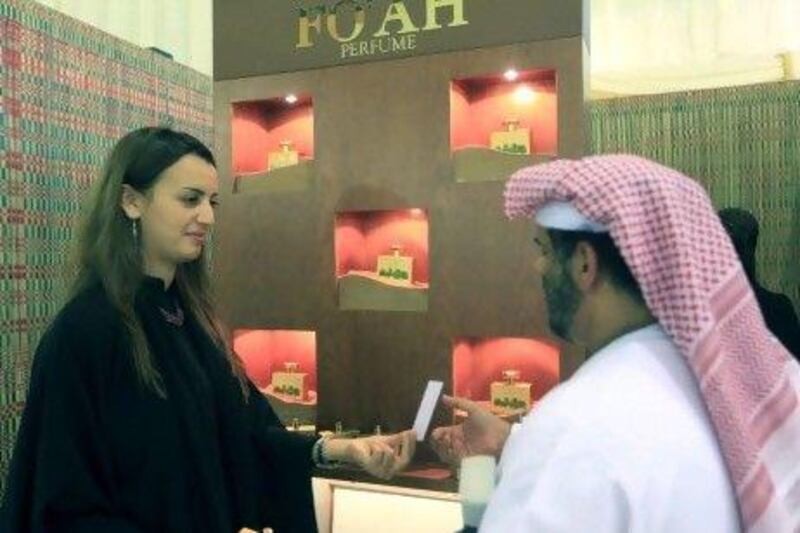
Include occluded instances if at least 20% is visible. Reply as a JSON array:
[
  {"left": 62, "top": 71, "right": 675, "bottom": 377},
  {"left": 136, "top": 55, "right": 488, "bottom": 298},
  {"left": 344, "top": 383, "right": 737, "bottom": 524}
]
[
  {"left": 231, "top": 94, "right": 314, "bottom": 192},
  {"left": 450, "top": 68, "right": 557, "bottom": 182},
  {"left": 335, "top": 209, "right": 429, "bottom": 312},
  {"left": 314, "top": 462, "right": 457, "bottom": 494},
  {"left": 233, "top": 329, "right": 317, "bottom": 427}
]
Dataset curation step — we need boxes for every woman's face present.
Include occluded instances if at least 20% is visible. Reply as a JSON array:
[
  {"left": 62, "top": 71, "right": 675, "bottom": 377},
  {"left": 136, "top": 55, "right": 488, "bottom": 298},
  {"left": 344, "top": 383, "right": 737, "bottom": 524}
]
[{"left": 123, "top": 154, "right": 219, "bottom": 279}]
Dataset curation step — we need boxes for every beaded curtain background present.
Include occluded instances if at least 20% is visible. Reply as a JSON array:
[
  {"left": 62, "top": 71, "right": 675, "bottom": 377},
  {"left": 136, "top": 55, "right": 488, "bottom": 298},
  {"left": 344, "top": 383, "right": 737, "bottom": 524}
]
[
  {"left": 588, "top": 81, "right": 800, "bottom": 314},
  {"left": 0, "top": 0, "right": 212, "bottom": 498}
]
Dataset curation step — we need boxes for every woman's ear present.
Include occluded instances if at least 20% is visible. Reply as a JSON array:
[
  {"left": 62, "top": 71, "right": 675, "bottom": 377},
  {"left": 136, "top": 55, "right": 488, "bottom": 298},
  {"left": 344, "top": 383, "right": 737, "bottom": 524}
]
[{"left": 120, "top": 184, "right": 144, "bottom": 220}]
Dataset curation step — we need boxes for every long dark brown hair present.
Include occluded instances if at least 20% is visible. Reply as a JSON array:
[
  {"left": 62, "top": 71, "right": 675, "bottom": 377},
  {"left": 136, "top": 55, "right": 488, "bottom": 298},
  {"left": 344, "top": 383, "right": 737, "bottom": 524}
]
[{"left": 73, "top": 127, "right": 247, "bottom": 397}]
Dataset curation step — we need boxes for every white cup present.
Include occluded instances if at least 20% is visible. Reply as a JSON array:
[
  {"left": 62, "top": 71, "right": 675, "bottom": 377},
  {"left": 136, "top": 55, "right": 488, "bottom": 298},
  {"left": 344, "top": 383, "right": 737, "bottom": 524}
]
[{"left": 459, "top": 455, "right": 496, "bottom": 528}]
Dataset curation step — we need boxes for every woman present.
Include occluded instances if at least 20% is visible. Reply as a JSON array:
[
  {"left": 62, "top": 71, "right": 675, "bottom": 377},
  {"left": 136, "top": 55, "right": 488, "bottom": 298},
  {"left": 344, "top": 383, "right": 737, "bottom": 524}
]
[{"left": 0, "top": 127, "right": 415, "bottom": 532}]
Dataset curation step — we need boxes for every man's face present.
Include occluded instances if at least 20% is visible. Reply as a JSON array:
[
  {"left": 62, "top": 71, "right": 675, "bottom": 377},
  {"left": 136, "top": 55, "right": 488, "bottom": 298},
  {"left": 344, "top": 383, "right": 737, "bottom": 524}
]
[
  {"left": 541, "top": 255, "right": 582, "bottom": 341},
  {"left": 533, "top": 225, "right": 582, "bottom": 341}
]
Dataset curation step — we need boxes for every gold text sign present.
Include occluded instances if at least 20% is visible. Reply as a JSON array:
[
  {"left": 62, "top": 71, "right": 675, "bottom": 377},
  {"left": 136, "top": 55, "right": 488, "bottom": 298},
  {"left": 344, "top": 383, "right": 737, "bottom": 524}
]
[{"left": 297, "top": 0, "right": 469, "bottom": 60}]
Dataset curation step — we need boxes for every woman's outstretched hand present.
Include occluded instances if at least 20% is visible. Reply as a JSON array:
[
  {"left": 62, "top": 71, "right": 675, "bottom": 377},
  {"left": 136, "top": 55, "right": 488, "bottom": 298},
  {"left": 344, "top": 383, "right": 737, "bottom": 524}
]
[{"left": 324, "top": 429, "right": 417, "bottom": 479}]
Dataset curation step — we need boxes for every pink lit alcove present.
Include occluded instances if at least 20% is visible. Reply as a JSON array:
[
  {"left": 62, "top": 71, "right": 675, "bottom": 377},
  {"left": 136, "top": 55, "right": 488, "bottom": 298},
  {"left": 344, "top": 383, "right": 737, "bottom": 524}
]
[
  {"left": 230, "top": 94, "right": 315, "bottom": 194},
  {"left": 452, "top": 336, "right": 560, "bottom": 421},
  {"left": 335, "top": 209, "right": 429, "bottom": 312},
  {"left": 233, "top": 329, "right": 317, "bottom": 430},
  {"left": 450, "top": 69, "right": 557, "bottom": 183}
]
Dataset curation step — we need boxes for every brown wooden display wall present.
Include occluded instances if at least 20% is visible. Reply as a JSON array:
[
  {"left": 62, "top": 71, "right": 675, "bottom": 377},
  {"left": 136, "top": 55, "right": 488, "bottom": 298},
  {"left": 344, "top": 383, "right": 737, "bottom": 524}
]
[{"left": 213, "top": 0, "right": 587, "bottom": 440}]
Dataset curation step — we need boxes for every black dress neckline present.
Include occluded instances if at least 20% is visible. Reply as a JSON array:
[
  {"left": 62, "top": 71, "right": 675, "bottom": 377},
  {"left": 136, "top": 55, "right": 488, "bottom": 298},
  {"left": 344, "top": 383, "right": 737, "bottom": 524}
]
[
  {"left": 139, "top": 275, "right": 183, "bottom": 326},
  {"left": 141, "top": 274, "right": 172, "bottom": 293}
]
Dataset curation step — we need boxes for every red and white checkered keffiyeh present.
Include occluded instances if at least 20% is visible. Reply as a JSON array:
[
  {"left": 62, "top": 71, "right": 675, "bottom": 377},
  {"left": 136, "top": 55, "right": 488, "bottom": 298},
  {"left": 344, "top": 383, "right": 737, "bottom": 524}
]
[{"left": 504, "top": 154, "right": 800, "bottom": 532}]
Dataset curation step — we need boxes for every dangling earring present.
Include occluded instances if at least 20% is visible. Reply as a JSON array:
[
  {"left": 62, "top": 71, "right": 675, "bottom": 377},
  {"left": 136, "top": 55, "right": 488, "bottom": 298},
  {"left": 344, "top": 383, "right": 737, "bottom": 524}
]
[{"left": 131, "top": 219, "right": 138, "bottom": 244}]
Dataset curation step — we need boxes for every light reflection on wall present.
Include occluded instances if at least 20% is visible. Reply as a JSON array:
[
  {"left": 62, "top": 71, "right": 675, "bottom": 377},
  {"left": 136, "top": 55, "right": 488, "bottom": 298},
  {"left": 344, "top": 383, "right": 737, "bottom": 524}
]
[
  {"left": 231, "top": 97, "right": 314, "bottom": 174},
  {"left": 452, "top": 337, "right": 560, "bottom": 403},
  {"left": 449, "top": 70, "right": 557, "bottom": 154},
  {"left": 233, "top": 329, "right": 317, "bottom": 391}
]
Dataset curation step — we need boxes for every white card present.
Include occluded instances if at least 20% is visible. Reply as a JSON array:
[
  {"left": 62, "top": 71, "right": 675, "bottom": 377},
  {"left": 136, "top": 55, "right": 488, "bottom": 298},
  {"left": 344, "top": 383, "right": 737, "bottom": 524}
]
[{"left": 412, "top": 380, "right": 443, "bottom": 442}]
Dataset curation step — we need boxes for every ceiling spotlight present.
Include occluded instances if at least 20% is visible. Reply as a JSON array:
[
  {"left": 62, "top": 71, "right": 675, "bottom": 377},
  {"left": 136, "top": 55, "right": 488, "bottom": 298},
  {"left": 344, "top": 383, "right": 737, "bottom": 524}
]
[
  {"left": 503, "top": 69, "right": 519, "bottom": 82},
  {"left": 285, "top": 94, "right": 298, "bottom": 104},
  {"left": 513, "top": 86, "right": 536, "bottom": 104}
]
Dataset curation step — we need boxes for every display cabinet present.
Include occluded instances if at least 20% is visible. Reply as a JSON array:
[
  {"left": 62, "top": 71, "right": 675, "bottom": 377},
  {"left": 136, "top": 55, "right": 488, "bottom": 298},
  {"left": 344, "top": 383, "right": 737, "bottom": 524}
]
[
  {"left": 234, "top": 329, "right": 318, "bottom": 429},
  {"left": 335, "top": 209, "right": 429, "bottom": 312},
  {"left": 214, "top": 0, "right": 588, "bottom": 464},
  {"left": 451, "top": 68, "right": 557, "bottom": 182},
  {"left": 452, "top": 336, "right": 560, "bottom": 420},
  {"left": 231, "top": 95, "right": 315, "bottom": 194}
]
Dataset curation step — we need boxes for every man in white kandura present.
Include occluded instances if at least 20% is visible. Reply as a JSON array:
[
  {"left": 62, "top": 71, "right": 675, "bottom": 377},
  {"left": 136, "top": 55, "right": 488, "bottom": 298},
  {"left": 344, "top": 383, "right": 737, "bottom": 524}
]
[{"left": 432, "top": 155, "right": 800, "bottom": 533}]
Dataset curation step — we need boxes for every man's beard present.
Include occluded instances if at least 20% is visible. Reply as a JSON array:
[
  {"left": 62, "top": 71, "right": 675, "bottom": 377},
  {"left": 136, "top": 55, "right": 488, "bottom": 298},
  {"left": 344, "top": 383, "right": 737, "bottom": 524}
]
[{"left": 542, "top": 263, "right": 582, "bottom": 341}]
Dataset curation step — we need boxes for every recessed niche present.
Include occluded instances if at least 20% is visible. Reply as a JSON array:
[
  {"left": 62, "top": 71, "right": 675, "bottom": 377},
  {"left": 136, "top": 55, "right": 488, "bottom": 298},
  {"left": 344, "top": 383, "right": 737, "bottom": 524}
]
[
  {"left": 452, "top": 336, "right": 560, "bottom": 420},
  {"left": 231, "top": 94, "right": 315, "bottom": 194},
  {"left": 450, "top": 69, "right": 557, "bottom": 183},
  {"left": 233, "top": 329, "right": 317, "bottom": 430},
  {"left": 335, "top": 209, "right": 429, "bottom": 312}
]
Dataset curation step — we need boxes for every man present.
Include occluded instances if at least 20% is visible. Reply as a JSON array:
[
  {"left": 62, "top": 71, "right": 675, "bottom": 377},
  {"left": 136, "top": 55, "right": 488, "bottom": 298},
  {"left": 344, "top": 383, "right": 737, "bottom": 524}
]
[
  {"left": 718, "top": 207, "right": 800, "bottom": 357},
  {"left": 432, "top": 156, "right": 800, "bottom": 532}
]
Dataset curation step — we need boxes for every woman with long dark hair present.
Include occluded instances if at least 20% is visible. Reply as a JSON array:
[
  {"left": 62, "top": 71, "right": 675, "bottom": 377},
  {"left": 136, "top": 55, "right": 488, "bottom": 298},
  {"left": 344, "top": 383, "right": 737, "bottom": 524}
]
[{"left": 0, "top": 127, "right": 415, "bottom": 532}]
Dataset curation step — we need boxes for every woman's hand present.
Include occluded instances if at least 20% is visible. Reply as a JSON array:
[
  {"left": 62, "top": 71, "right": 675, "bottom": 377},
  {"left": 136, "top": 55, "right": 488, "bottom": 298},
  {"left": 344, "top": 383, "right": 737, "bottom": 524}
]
[{"left": 324, "top": 429, "right": 417, "bottom": 479}]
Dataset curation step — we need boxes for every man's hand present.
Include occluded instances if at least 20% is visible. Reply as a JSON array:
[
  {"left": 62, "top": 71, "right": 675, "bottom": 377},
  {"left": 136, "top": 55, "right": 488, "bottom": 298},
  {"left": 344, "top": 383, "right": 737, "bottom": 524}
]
[
  {"left": 430, "top": 395, "right": 511, "bottom": 466},
  {"left": 325, "top": 429, "right": 417, "bottom": 480}
]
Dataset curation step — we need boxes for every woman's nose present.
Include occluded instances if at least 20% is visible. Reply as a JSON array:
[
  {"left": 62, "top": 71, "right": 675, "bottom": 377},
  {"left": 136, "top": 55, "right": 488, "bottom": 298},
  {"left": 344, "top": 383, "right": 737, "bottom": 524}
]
[{"left": 197, "top": 200, "right": 215, "bottom": 225}]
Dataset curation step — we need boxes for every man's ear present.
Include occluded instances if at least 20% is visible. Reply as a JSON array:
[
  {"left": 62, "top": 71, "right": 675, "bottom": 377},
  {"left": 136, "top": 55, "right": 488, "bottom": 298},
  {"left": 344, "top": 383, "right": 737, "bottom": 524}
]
[
  {"left": 120, "top": 184, "right": 144, "bottom": 220},
  {"left": 572, "top": 241, "right": 600, "bottom": 292}
]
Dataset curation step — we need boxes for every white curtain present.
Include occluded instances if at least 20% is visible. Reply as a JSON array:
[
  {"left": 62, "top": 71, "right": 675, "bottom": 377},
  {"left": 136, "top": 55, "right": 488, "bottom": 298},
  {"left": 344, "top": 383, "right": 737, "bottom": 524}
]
[
  {"left": 34, "top": 0, "right": 212, "bottom": 76},
  {"left": 33, "top": 0, "right": 800, "bottom": 95},
  {"left": 591, "top": 0, "right": 800, "bottom": 96}
]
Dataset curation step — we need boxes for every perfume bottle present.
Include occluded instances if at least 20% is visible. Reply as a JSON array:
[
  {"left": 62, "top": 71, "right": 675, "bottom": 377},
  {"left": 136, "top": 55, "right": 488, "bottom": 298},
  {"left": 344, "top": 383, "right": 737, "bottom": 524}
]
[
  {"left": 490, "top": 118, "right": 531, "bottom": 155},
  {"left": 268, "top": 139, "right": 300, "bottom": 170},
  {"left": 491, "top": 368, "right": 531, "bottom": 413},
  {"left": 377, "top": 243, "right": 413, "bottom": 283}
]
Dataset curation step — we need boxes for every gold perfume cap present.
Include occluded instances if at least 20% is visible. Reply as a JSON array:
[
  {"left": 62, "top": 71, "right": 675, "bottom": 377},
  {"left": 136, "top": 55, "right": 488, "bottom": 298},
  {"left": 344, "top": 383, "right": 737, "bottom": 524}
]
[{"left": 502, "top": 118, "right": 521, "bottom": 131}]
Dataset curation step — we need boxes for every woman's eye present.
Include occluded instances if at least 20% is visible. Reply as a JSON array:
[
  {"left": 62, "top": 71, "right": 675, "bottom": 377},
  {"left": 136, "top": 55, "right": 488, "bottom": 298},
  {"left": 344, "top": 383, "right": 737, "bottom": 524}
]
[
  {"left": 210, "top": 199, "right": 220, "bottom": 209},
  {"left": 182, "top": 195, "right": 200, "bottom": 206}
]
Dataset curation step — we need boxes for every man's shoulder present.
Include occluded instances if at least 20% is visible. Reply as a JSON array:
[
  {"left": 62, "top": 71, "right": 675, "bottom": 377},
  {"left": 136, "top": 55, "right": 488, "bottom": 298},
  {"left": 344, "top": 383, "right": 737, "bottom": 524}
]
[
  {"left": 497, "top": 330, "right": 738, "bottom": 531},
  {"left": 529, "top": 327, "right": 708, "bottom": 448},
  {"left": 564, "top": 326, "right": 682, "bottom": 405}
]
